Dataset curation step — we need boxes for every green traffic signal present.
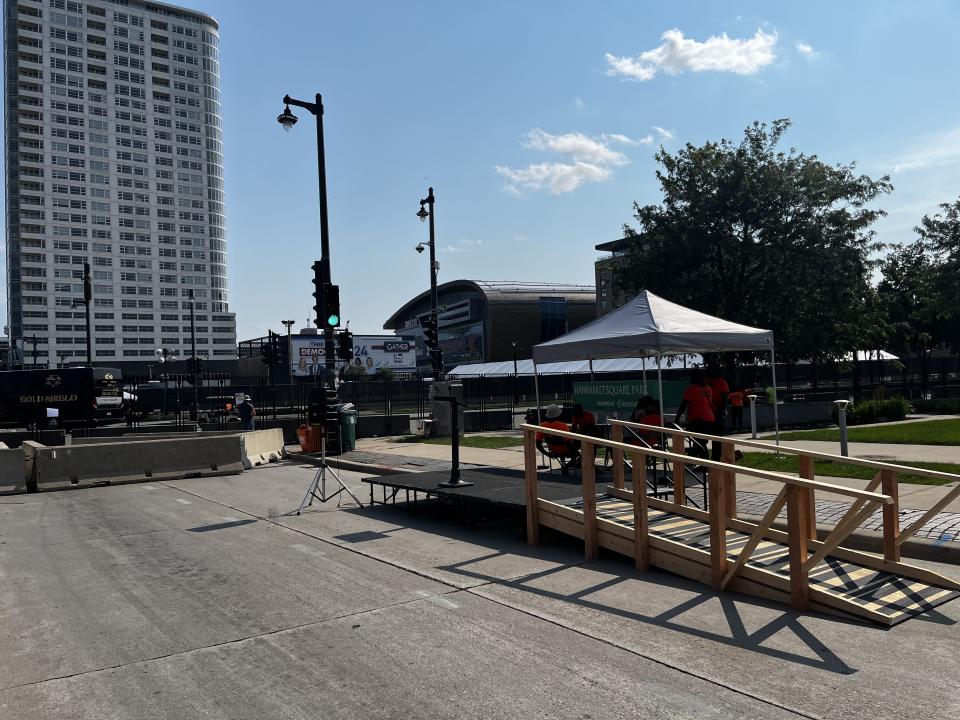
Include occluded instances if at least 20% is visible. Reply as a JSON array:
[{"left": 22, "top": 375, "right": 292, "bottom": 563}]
[{"left": 327, "top": 314, "right": 339, "bottom": 327}]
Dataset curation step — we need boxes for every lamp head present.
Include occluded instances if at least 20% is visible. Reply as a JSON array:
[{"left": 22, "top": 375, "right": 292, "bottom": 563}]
[
  {"left": 277, "top": 105, "right": 298, "bottom": 131},
  {"left": 416, "top": 203, "right": 429, "bottom": 222},
  {"left": 415, "top": 243, "right": 425, "bottom": 254}
]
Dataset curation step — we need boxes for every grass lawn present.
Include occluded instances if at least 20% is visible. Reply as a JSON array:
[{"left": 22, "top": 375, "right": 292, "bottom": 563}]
[
  {"left": 738, "top": 452, "right": 960, "bottom": 486},
  {"left": 391, "top": 435, "right": 523, "bottom": 449},
  {"left": 765, "top": 418, "right": 960, "bottom": 446}
]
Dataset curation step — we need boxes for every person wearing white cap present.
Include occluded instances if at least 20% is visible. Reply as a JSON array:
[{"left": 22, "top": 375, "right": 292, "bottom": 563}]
[
  {"left": 238, "top": 394, "right": 256, "bottom": 430},
  {"left": 535, "top": 404, "right": 577, "bottom": 474}
]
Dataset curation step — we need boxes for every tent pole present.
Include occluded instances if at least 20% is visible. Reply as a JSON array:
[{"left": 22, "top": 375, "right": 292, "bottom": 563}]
[
  {"left": 657, "top": 353, "right": 665, "bottom": 415},
  {"left": 534, "top": 361, "right": 542, "bottom": 424},
  {"left": 589, "top": 358, "right": 594, "bottom": 381},
  {"left": 642, "top": 357, "right": 647, "bottom": 389},
  {"left": 770, "top": 348, "right": 781, "bottom": 446}
]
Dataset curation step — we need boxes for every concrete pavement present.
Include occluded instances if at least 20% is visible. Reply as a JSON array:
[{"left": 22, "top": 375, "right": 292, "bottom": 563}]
[{"left": 2, "top": 462, "right": 957, "bottom": 719}]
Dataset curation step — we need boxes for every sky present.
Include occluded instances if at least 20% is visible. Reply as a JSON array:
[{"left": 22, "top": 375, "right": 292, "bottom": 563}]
[{"left": 6, "top": 1, "right": 960, "bottom": 340}]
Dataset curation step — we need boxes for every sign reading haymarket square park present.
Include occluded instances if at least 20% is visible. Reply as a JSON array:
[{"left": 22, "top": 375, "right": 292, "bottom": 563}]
[{"left": 572, "top": 379, "right": 686, "bottom": 421}]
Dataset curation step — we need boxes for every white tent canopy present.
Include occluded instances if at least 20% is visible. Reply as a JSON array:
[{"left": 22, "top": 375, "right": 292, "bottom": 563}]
[
  {"left": 531, "top": 290, "right": 780, "bottom": 440},
  {"left": 533, "top": 290, "right": 773, "bottom": 364}
]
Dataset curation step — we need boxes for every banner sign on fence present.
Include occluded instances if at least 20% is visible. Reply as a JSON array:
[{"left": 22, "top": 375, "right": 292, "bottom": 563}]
[
  {"left": 572, "top": 379, "right": 687, "bottom": 421},
  {"left": 290, "top": 335, "right": 417, "bottom": 377}
]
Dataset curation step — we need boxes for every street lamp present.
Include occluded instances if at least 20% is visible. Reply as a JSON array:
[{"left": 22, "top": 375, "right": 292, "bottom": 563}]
[
  {"left": 188, "top": 290, "right": 198, "bottom": 421},
  {"left": 416, "top": 187, "right": 441, "bottom": 379},
  {"left": 155, "top": 347, "right": 177, "bottom": 416},
  {"left": 70, "top": 261, "right": 93, "bottom": 366},
  {"left": 281, "top": 319, "right": 296, "bottom": 388},
  {"left": 277, "top": 92, "right": 336, "bottom": 379}
]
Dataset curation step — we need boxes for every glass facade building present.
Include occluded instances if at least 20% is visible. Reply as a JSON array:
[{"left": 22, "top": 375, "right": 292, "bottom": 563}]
[{"left": 4, "top": 0, "right": 236, "bottom": 365}]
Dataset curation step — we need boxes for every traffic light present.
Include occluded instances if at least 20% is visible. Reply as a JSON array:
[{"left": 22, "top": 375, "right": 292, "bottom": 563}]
[
  {"left": 262, "top": 332, "right": 275, "bottom": 367},
  {"left": 336, "top": 330, "right": 353, "bottom": 360},
  {"left": 420, "top": 312, "right": 438, "bottom": 350},
  {"left": 322, "top": 284, "right": 340, "bottom": 328},
  {"left": 430, "top": 349, "right": 443, "bottom": 372},
  {"left": 311, "top": 261, "right": 324, "bottom": 328}
]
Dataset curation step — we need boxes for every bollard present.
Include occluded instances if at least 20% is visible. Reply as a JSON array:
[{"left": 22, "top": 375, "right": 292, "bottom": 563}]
[
  {"left": 748, "top": 394, "right": 758, "bottom": 439},
  {"left": 834, "top": 399, "right": 851, "bottom": 457}
]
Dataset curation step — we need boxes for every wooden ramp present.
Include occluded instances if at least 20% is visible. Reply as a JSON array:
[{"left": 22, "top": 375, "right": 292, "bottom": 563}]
[
  {"left": 523, "top": 423, "right": 960, "bottom": 627},
  {"left": 541, "top": 495, "right": 958, "bottom": 626}
]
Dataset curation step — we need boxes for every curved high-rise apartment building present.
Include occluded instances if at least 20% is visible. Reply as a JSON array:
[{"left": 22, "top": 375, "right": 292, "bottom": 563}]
[{"left": 4, "top": 0, "right": 236, "bottom": 366}]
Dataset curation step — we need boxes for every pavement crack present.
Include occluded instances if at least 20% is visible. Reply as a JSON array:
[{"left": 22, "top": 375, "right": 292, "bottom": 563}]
[{"left": 0, "top": 591, "right": 458, "bottom": 695}]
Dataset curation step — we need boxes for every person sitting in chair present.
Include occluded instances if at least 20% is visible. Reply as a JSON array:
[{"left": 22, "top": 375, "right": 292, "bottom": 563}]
[{"left": 536, "top": 404, "right": 578, "bottom": 474}]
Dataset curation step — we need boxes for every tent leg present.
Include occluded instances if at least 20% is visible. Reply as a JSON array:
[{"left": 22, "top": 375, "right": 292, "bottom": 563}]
[
  {"left": 770, "top": 349, "right": 781, "bottom": 446},
  {"left": 642, "top": 358, "right": 647, "bottom": 390},
  {"left": 589, "top": 359, "right": 594, "bottom": 382},
  {"left": 657, "top": 354, "right": 665, "bottom": 415},
  {"left": 534, "top": 363, "right": 542, "bottom": 424}
]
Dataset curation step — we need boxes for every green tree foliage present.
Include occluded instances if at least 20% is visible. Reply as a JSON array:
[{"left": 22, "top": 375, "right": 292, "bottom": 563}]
[{"left": 615, "top": 119, "right": 893, "bottom": 361}]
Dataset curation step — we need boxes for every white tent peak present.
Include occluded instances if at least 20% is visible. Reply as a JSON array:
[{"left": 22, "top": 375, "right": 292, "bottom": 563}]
[{"left": 532, "top": 290, "right": 773, "bottom": 364}]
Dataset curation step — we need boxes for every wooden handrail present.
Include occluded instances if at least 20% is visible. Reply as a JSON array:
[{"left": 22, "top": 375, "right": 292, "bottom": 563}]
[
  {"left": 520, "top": 424, "right": 892, "bottom": 504},
  {"left": 610, "top": 419, "right": 960, "bottom": 483}
]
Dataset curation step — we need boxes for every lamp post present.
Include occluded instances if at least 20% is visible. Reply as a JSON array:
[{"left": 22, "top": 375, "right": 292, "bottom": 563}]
[
  {"left": 416, "top": 187, "right": 441, "bottom": 379},
  {"left": 512, "top": 340, "right": 519, "bottom": 405},
  {"left": 155, "top": 347, "right": 177, "bottom": 416},
  {"left": 188, "top": 290, "right": 198, "bottom": 421},
  {"left": 282, "top": 319, "right": 296, "bottom": 390},
  {"left": 277, "top": 93, "right": 336, "bottom": 379},
  {"left": 70, "top": 261, "right": 93, "bottom": 366}
]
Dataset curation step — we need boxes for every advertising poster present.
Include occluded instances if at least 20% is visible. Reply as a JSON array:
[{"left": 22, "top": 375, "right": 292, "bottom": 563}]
[
  {"left": 572, "top": 380, "right": 687, "bottom": 421},
  {"left": 290, "top": 335, "right": 417, "bottom": 377}
]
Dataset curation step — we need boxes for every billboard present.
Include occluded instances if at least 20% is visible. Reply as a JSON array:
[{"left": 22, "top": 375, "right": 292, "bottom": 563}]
[{"left": 290, "top": 335, "right": 417, "bottom": 378}]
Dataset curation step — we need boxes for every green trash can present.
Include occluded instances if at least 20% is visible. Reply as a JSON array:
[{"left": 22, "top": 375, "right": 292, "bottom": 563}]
[{"left": 337, "top": 405, "right": 358, "bottom": 452}]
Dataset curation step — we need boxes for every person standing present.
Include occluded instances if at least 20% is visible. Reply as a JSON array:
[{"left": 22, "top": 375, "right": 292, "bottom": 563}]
[
  {"left": 238, "top": 395, "right": 256, "bottom": 431},
  {"left": 674, "top": 369, "right": 714, "bottom": 458},
  {"left": 728, "top": 388, "right": 745, "bottom": 432},
  {"left": 705, "top": 367, "right": 730, "bottom": 460}
]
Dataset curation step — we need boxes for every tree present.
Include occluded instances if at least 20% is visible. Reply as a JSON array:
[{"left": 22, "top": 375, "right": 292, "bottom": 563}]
[
  {"left": 615, "top": 119, "right": 893, "bottom": 362},
  {"left": 914, "top": 197, "right": 960, "bottom": 349}
]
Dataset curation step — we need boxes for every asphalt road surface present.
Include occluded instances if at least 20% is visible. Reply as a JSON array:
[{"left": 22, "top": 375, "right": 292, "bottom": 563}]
[{"left": 1, "top": 462, "right": 957, "bottom": 719}]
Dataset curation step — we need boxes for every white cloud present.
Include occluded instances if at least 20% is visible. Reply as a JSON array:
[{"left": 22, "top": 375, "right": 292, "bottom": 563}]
[
  {"left": 523, "top": 128, "right": 628, "bottom": 166},
  {"left": 574, "top": 96, "right": 584, "bottom": 108},
  {"left": 496, "top": 162, "right": 613, "bottom": 195},
  {"left": 496, "top": 128, "right": 645, "bottom": 195},
  {"left": 605, "top": 28, "right": 778, "bottom": 81},
  {"left": 441, "top": 238, "right": 484, "bottom": 253},
  {"left": 890, "top": 126, "right": 960, "bottom": 173},
  {"left": 795, "top": 41, "right": 815, "bottom": 56},
  {"left": 653, "top": 126, "right": 674, "bottom": 141}
]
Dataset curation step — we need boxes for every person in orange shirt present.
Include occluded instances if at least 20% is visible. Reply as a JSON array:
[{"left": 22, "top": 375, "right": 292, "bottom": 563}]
[
  {"left": 728, "top": 388, "right": 745, "bottom": 431},
  {"left": 674, "top": 369, "right": 714, "bottom": 458},
  {"left": 536, "top": 404, "right": 576, "bottom": 473},
  {"left": 634, "top": 398, "right": 664, "bottom": 447},
  {"left": 705, "top": 366, "right": 730, "bottom": 459}
]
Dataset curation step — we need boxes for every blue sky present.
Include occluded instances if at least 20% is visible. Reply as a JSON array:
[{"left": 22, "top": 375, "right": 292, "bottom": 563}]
[{"left": 7, "top": 1, "right": 960, "bottom": 340}]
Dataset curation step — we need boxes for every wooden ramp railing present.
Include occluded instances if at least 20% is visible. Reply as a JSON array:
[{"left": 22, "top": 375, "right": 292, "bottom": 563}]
[{"left": 521, "top": 423, "right": 960, "bottom": 625}]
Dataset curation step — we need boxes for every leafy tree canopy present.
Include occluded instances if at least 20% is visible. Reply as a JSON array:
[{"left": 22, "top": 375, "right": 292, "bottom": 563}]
[{"left": 615, "top": 119, "right": 893, "bottom": 360}]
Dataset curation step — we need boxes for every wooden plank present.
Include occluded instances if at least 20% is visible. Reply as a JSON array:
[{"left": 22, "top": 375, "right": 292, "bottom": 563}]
[
  {"left": 611, "top": 424, "right": 625, "bottom": 490},
  {"left": 607, "top": 419, "right": 960, "bottom": 483},
  {"left": 582, "top": 442, "right": 598, "bottom": 561},
  {"left": 671, "top": 433, "right": 686, "bottom": 505},
  {"left": 802, "top": 501, "right": 880, "bottom": 573},
  {"left": 524, "top": 429, "right": 539, "bottom": 545},
  {"left": 786, "top": 485, "right": 812, "bottom": 610},
  {"left": 798, "top": 455, "right": 817, "bottom": 541},
  {"left": 721, "top": 485, "right": 789, "bottom": 590},
  {"left": 881, "top": 469, "right": 900, "bottom": 562},
  {"left": 708, "top": 466, "right": 728, "bottom": 590},
  {"left": 631, "top": 451, "right": 650, "bottom": 571},
  {"left": 519, "top": 424, "right": 895, "bottom": 503},
  {"left": 722, "top": 441, "right": 737, "bottom": 519},
  {"left": 898, "top": 483, "right": 960, "bottom": 547}
]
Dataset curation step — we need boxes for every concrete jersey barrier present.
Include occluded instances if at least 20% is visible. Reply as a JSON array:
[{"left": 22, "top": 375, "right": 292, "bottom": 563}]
[
  {"left": 240, "top": 428, "right": 286, "bottom": 469},
  {"left": 0, "top": 446, "right": 27, "bottom": 495},
  {"left": 26, "top": 435, "right": 244, "bottom": 491}
]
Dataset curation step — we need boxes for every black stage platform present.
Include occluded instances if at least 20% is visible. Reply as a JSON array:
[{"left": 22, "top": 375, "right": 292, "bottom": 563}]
[{"left": 362, "top": 467, "right": 585, "bottom": 510}]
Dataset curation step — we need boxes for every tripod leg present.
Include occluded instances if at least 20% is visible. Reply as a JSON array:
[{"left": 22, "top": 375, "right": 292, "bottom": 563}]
[{"left": 296, "top": 466, "right": 322, "bottom": 516}]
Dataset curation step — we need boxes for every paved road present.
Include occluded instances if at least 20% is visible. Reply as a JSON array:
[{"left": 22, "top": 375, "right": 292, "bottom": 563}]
[{"left": 1, "top": 463, "right": 958, "bottom": 719}]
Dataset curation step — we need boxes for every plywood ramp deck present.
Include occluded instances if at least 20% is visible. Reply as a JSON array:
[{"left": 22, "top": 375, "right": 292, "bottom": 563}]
[{"left": 539, "top": 495, "right": 959, "bottom": 626}]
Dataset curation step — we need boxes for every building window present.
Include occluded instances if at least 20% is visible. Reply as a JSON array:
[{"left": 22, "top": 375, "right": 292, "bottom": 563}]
[{"left": 539, "top": 297, "right": 567, "bottom": 342}]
